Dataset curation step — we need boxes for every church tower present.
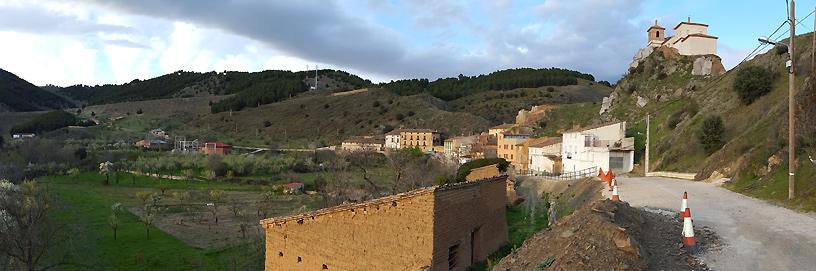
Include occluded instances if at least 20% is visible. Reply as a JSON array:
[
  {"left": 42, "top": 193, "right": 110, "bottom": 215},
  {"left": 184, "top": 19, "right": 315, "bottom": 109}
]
[{"left": 647, "top": 20, "right": 665, "bottom": 47}]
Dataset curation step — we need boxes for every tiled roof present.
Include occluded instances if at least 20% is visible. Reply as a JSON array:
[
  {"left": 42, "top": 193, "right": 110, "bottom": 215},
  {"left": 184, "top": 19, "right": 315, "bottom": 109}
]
[
  {"left": 528, "top": 138, "right": 562, "bottom": 148},
  {"left": 563, "top": 122, "right": 621, "bottom": 133}
]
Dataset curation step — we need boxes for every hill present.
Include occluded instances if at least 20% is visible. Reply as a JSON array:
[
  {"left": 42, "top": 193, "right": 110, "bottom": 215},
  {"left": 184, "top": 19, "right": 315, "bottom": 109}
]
[
  {"left": 599, "top": 33, "right": 816, "bottom": 210},
  {"left": 56, "top": 69, "right": 371, "bottom": 110},
  {"left": 0, "top": 69, "right": 74, "bottom": 112}
]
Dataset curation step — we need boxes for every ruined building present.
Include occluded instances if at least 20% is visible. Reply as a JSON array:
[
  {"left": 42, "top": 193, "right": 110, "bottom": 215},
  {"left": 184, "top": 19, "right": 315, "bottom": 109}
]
[{"left": 260, "top": 176, "right": 509, "bottom": 271}]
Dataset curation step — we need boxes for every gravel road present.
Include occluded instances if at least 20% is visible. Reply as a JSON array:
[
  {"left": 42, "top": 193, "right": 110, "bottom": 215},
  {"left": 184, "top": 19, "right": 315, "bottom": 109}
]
[{"left": 609, "top": 177, "right": 816, "bottom": 271}]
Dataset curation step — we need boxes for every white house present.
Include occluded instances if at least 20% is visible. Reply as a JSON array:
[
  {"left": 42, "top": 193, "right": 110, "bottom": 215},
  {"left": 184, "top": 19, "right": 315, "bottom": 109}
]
[
  {"left": 443, "top": 135, "right": 477, "bottom": 162},
  {"left": 647, "top": 17, "right": 717, "bottom": 56},
  {"left": 529, "top": 138, "right": 562, "bottom": 174},
  {"left": 385, "top": 130, "right": 401, "bottom": 149},
  {"left": 561, "top": 122, "right": 635, "bottom": 173}
]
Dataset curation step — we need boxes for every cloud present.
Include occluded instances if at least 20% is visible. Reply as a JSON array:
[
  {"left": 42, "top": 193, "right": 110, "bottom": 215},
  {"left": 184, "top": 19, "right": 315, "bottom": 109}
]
[{"left": 0, "top": 3, "right": 133, "bottom": 35}]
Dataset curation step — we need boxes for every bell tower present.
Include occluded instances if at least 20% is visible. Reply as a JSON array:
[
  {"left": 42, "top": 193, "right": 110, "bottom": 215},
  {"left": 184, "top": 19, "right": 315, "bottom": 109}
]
[{"left": 647, "top": 20, "right": 665, "bottom": 46}]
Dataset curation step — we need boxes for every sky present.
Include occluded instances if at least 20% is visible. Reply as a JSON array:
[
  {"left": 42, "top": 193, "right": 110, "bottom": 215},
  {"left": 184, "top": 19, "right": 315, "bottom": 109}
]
[{"left": 0, "top": 0, "right": 814, "bottom": 86}]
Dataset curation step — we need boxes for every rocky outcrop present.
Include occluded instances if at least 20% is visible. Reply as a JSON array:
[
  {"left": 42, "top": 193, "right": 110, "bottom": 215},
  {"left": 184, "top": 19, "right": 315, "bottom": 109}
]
[{"left": 692, "top": 55, "right": 726, "bottom": 76}]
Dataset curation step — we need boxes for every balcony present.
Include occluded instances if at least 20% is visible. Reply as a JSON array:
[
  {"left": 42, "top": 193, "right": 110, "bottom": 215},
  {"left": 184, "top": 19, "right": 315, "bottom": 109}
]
[{"left": 585, "top": 137, "right": 635, "bottom": 151}]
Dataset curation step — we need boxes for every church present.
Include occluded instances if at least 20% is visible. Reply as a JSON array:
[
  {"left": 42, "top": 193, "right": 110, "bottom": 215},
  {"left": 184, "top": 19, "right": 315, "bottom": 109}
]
[{"left": 646, "top": 17, "right": 718, "bottom": 56}]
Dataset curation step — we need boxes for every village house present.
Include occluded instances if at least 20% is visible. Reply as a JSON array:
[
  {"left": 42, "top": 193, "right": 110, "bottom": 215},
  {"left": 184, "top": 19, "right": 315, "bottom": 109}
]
[
  {"left": 496, "top": 126, "right": 532, "bottom": 166},
  {"left": 488, "top": 124, "right": 514, "bottom": 139},
  {"left": 561, "top": 122, "right": 635, "bottom": 173},
  {"left": 443, "top": 135, "right": 477, "bottom": 162},
  {"left": 201, "top": 142, "right": 232, "bottom": 155},
  {"left": 513, "top": 137, "right": 553, "bottom": 174},
  {"left": 384, "top": 130, "right": 401, "bottom": 149},
  {"left": 399, "top": 129, "right": 441, "bottom": 152},
  {"left": 260, "top": 176, "right": 509, "bottom": 271},
  {"left": 647, "top": 17, "right": 717, "bottom": 56},
  {"left": 528, "top": 138, "right": 563, "bottom": 174},
  {"left": 341, "top": 135, "right": 384, "bottom": 152}
]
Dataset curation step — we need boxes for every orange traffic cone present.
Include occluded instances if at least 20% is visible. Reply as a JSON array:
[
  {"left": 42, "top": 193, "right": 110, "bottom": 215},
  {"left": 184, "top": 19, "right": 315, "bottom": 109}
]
[
  {"left": 606, "top": 169, "right": 615, "bottom": 187},
  {"left": 681, "top": 207, "right": 697, "bottom": 252},
  {"left": 611, "top": 180, "right": 620, "bottom": 201},
  {"left": 598, "top": 168, "right": 606, "bottom": 181},
  {"left": 680, "top": 192, "right": 688, "bottom": 220}
]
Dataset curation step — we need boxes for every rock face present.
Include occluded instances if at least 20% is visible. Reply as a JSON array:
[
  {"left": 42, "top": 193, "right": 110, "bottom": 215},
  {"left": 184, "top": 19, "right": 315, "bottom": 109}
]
[
  {"left": 636, "top": 96, "right": 648, "bottom": 107},
  {"left": 629, "top": 47, "right": 655, "bottom": 69},
  {"left": 692, "top": 55, "right": 726, "bottom": 76},
  {"left": 599, "top": 92, "right": 618, "bottom": 115}
]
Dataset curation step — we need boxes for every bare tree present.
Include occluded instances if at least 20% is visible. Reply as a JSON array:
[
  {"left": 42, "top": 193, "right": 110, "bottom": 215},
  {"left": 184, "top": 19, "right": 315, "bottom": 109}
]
[
  {"left": 0, "top": 180, "right": 71, "bottom": 271},
  {"left": 208, "top": 190, "right": 225, "bottom": 224},
  {"left": 109, "top": 203, "right": 123, "bottom": 240}
]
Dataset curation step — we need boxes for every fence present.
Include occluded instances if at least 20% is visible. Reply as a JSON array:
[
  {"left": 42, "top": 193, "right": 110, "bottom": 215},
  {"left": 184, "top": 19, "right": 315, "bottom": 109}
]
[{"left": 529, "top": 166, "right": 598, "bottom": 181}]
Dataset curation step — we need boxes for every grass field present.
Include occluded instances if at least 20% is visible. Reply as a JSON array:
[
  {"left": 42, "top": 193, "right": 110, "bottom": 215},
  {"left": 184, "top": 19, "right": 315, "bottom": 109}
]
[
  {"left": 39, "top": 173, "right": 281, "bottom": 270},
  {"left": 725, "top": 156, "right": 816, "bottom": 212}
]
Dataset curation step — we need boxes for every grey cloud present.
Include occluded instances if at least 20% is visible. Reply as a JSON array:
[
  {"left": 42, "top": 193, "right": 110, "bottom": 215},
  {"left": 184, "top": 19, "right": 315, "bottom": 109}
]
[
  {"left": 0, "top": 4, "right": 133, "bottom": 35},
  {"left": 68, "top": 0, "right": 643, "bottom": 82}
]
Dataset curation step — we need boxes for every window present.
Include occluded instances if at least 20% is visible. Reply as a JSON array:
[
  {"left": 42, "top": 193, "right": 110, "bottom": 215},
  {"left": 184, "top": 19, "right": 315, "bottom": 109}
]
[
  {"left": 656, "top": 31, "right": 660, "bottom": 38},
  {"left": 610, "top": 156, "right": 624, "bottom": 171},
  {"left": 448, "top": 244, "right": 459, "bottom": 270},
  {"left": 510, "top": 154, "right": 514, "bottom": 160}
]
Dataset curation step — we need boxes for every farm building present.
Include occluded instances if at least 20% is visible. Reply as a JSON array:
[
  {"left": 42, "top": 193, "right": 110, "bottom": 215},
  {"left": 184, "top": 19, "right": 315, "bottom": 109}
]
[
  {"left": 201, "top": 142, "right": 232, "bottom": 155},
  {"left": 135, "top": 139, "right": 169, "bottom": 150}
]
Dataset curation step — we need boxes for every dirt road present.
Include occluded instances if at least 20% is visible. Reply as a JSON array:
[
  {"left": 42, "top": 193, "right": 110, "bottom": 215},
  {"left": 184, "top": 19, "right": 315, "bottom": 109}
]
[{"left": 611, "top": 177, "right": 816, "bottom": 271}]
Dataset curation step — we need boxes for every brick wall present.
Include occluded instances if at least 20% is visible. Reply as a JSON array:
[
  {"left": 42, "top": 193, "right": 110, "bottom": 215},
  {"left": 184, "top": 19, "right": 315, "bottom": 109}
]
[
  {"left": 431, "top": 178, "right": 508, "bottom": 270},
  {"left": 260, "top": 177, "right": 509, "bottom": 271}
]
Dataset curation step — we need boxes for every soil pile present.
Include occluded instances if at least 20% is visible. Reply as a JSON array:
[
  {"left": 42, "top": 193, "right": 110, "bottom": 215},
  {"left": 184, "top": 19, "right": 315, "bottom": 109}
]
[{"left": 493, "top": 200, "right": 716, "bottom": 271}]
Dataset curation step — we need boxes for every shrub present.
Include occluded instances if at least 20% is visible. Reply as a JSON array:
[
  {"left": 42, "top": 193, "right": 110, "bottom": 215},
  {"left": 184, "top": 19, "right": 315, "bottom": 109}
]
[
  {"left": 372, "top": 101, "right": 381, "bottom": 107},
  {"left": 262, "top": 120, "right": 272, "bottom": 127},
  {"left": 136, "top": 108, "right": 143, "bottom": 114},
  {"left": 698, "top": 116, "right": 725, "bottom": 154},
  {"left": 666, "top": 111, "right": 683, "bottom": 129},
  {"left": 733, "top": 66, "right": 775, "bottom": 105}
]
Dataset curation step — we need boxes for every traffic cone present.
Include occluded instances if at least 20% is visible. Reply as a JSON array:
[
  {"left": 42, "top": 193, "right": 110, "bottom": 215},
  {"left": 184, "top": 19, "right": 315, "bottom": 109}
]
[
  {"left": 598, "top": 168, "right": 606, "bottom": 181},
  {"left": 681, "top": 207, "right": 697, "bottom": 252},
  {"left": 679, "top": 192, "right": 688, "bottom": 220},
  {"left": 611, "top": 180, "right": 620, "bottom": 201},
  {"left": 606, "top": 169, "right": 615, "bottom": 187}
]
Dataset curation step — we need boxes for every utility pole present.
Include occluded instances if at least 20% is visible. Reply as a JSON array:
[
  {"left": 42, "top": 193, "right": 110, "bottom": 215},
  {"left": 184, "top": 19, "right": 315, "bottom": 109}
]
[
  {"left": 788, "top": 0, "right": 796, "bottom": 200},
  {"left": 645, "top": 114, "right": 650, "bottom": 175},
  {"left": 812, "top": 6, "right": 815, "bottom": 72}
]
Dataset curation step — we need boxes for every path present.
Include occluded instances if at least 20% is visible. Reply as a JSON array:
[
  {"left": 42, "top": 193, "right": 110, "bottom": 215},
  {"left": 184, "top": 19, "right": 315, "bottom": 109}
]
[{"left": 611, "top": 177, "right": 816, "bottom": 271}]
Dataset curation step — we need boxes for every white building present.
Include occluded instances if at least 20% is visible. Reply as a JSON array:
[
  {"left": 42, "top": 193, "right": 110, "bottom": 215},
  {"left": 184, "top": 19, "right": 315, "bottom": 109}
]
[
  {"left": 529, "top": 138, "right": 562, "bottom": 174},
  {"left": 647, "top": 17, "right": 717, "bottom": 56},
  {"left": 385, "top": 130, "right": 401, "bottom": 149},
  {"left": 443, "top": 135, "right": 477, "bottom": 163},
  {"left": 561, "top": 122, "right": 635, "bottom": 174}
]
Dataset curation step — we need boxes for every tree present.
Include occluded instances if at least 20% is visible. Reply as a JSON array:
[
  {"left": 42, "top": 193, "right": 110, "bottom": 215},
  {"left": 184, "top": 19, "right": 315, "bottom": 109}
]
[
  {"left": 733, "top": 66, "right": 775, "bottom": 105},
  {"left": 208, "top": 190, "right": 225, "bottom": 224},
  {"left": 109, "top": 203, "right": 123, "bottom": 240},
  {"left": 0, "top": 180, "right": 71, "bottom": 270},
  {"left": 698, "top": 116, "right": 725, "bottom": 154},
  {"left": 141, "top": 194, "right": 161, "bottom": 240},
  {"left": 0, "top": 135, "right": 4, "bottom": 148},
  {"left": 99, "top": 161, "right": 113, "bottom": 185}
]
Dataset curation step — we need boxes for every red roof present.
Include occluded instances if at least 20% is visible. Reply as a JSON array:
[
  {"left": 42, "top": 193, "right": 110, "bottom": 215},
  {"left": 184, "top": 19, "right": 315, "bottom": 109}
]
[
  {"left": 283, "top": 182, "right": 304, "bottom": 189},
  {"left": 206, "top": 142, "right": 231, "bottom": 148}
]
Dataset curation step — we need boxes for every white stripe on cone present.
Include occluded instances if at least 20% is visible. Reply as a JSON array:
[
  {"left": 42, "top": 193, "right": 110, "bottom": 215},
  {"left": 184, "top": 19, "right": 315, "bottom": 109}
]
[
  {"left": 680, "top": 191, "right": 688, "bottom": 219},
  {"left": 682, "top": 207, "right": 696, "bottom": 249}
]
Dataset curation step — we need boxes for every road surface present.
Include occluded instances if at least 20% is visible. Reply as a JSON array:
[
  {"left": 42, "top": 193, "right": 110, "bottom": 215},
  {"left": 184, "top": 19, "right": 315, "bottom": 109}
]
[{"left": 609, "top": 177, "right": 816, "bottom": 271}]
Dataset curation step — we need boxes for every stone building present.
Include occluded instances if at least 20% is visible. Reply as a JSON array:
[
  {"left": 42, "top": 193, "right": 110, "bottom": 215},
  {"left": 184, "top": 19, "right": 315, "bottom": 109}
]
[
  {"left": 340, "top": 135, "right": 384, "bottom": 152},
  {"left": 260, "top": 176, "right": 509, "bottom": 271}
]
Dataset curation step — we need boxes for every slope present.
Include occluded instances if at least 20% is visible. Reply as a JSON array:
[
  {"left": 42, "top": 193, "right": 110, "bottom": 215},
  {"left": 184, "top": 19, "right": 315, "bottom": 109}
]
[
  {"left": 0, "top": 68, "right": 74, "bottom": 112},
  {"left": 601, "top": 33, "right": 816, "bottom": 209}
]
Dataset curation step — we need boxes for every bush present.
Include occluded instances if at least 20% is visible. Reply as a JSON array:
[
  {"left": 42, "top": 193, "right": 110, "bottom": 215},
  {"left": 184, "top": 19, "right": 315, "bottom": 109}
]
[
  {"left": 262, "top": 120, "right": 272, "bottom": 127},
  {"left": 733, "top": 66, "right": 775, "bottom": 105},
  {"left": 698, "top": 116, "right": 725, "bottom": 154}
]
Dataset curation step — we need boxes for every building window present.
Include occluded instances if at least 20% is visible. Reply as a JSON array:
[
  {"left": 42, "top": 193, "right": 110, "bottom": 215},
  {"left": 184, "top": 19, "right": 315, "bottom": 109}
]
[
  {"left": 656, "top": 31, "right": 660, "bottom": 38},
  {"left": 448, "top": 244, "right": 459, "bottom": 270},
  {"left": 510, "top": 154, "right": 514, "bottom": 160}
]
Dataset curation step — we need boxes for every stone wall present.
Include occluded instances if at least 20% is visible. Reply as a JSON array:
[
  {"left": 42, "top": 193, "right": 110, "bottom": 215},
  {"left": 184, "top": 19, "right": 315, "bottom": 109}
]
[
  {"left": 465, "top": 165, "right": 500, "bottom": 182},
  {"left": 261, "top": 176, "right": 510, "bottom": 271}
]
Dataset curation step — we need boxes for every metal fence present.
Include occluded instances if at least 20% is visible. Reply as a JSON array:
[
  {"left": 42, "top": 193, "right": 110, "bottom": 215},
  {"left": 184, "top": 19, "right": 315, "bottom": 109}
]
[{"left": 531, "top": 166, "right": 598, "bottom": 181}]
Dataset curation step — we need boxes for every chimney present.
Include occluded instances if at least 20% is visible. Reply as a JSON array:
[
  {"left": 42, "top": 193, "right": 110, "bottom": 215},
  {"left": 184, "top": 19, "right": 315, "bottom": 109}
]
[
  {"left": 654, "top": 19, "right": 658, "bottom": 26},
  {"left": 688, "top": 16, "right": 691, "bottom": 23}
]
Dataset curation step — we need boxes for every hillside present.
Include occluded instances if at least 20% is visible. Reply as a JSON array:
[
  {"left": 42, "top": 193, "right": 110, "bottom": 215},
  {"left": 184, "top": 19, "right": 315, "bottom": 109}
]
[
  {"left": 177, "top": 89, "right": 493, "bottom": 147},
  {"left": 56, "top": 69, "right": 371, "bottom": 109},
  {"left": 0, "top": 69, "right": 74, "bottom": 112},
  {"left": 600, "top": 33, "right": 816, "bottom": 209}
]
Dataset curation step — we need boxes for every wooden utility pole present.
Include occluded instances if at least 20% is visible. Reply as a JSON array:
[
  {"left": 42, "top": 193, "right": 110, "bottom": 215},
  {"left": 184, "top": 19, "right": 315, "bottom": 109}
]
[
  {"left": 788, "top": 0, "right": 796, "bottom": 200},
  {"left": 812, "top": 6, "right": 815, "bottom": 73},
  {"left": 645, "top": 114, "right": 650, "bottom": 175}
]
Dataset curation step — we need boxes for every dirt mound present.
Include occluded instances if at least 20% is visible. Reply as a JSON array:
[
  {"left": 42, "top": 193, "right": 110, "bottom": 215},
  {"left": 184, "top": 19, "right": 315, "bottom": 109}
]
[{"left": 493, "top": 200, "right": 716, "bottom": 271}]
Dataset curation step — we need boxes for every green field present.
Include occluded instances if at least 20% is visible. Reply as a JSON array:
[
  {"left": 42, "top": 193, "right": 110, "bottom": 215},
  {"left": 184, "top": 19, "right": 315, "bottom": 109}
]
[{"left": 40, "top": 173, "right": 275, "bottom": 270}]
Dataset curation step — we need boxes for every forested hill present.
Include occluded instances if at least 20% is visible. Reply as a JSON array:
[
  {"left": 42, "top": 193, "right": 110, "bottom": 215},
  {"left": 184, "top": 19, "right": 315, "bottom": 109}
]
[
  {"left": 380, "top": 67, "right": 603, "bottom": 101},
  {"left": 56, "top": 69, "right": 371, "bottom": 110},
  {"left": 0, "top": 69, "right": 74, "bottom": 112}
]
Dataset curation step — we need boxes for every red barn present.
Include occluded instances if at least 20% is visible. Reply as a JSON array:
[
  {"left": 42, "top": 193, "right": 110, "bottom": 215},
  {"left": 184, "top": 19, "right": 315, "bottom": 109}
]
[{"left": 201, "top": 142, "right": 232, "bottom": 155}]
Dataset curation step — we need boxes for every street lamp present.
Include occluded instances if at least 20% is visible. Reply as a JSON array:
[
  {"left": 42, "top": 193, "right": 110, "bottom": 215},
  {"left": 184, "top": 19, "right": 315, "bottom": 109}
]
[{"left": 758, "top": 36, "right": 778, "bottom": 45}]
